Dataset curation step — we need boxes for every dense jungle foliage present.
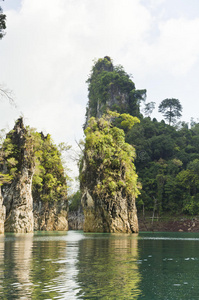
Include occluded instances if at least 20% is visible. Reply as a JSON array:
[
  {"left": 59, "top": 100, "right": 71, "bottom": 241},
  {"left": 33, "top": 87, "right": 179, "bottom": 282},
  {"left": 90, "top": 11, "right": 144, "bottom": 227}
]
[
  {"left": 32, "top": 133, "right": 68, "bottom": 202},
  {"left": 83, "top": 56, "right": 199, "bottom": 216},
  {"left": 128, "top": 118, "right": 199, "bottom": 215},
  {"left": 80, "top": 111, "right": 140, "bottom": 203},
  {"left": 0, "top": 119, "right": 68, "bottom": 202}
]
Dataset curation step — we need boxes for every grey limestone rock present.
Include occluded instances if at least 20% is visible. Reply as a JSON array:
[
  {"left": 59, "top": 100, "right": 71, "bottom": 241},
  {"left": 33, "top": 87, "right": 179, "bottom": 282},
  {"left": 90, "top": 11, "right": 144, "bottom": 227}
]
[
  {"left": 68, "top": 207, "right": 84, "bottom": 230},
  {"left": 81, "top": 158, "right": 139, "bottom": 233},
  {"left": 3, "top": 119, "right": 34, "bottom": 233},
  {"left": 33, "top": 199, "right": 68, "bottom": 231},
  {"left": 0, "top": 188, "right": 5, "bottom": 234},
  {"left": 0, "top": 118, "right": 69, "bottom": 233}
]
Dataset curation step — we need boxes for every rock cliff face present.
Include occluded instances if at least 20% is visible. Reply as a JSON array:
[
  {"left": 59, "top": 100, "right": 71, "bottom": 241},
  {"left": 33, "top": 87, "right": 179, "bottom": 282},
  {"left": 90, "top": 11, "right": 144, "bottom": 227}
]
[
  {"left": 80, "top": 113, "right": 139, "bottom": 234},
  {"left": 33, "top": 200, "right": 68, "bottom": 231},
  {"left": 81, "top": 159, "right": 139, "bottom": 233},
  {"left": 68, "top": 207, "right": 84, "bottom": 230},
  {"left": 3, "top": 172, "right": 34, "bottom": 233},
  {"left": 81, "top": 58, "right": 142, "bottom": 233},
  {"left": 85, "top": 89, "right": 130, "bottom": 129},
  {"left": 0, "top": 189, "right": 5, "bottom": 234},
  {"left": 2, "top": 119, "right": 34, "bottom": 233},
  {"left": 84, "top": 56, "right": 145, "bottom": 129}
]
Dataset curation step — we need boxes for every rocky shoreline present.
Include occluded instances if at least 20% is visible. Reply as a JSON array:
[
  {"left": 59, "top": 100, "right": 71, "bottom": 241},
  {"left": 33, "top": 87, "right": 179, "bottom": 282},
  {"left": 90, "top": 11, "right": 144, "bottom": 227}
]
[
  {"left": 138, "top": 215, "right": 199, "bottom": 232},
  {"left": 67, "top": 212, "right": 199, "bottom": 233}
]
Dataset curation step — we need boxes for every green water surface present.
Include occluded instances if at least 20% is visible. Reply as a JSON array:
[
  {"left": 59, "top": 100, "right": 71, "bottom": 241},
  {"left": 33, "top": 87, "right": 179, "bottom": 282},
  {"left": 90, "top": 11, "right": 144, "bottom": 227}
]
[{"left": 0, "top": 231, "right": 199, "bottom": 299}]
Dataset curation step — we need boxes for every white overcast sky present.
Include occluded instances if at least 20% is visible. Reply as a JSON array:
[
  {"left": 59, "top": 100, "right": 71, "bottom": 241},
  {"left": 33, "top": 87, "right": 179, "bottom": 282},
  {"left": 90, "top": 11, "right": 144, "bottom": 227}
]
[{"left": 1, "top": 0, "right": 199, "bottom": 185}]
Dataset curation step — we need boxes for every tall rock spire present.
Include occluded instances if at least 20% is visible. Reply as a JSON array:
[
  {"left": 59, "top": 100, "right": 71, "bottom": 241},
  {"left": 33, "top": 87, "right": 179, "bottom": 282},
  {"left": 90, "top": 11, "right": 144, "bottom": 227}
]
[
  {"left": 84, "top": 56, "right": 146, "bottom": 129},
  {"left": 2, "top": 118, "right": 34, "bottom": 233}
]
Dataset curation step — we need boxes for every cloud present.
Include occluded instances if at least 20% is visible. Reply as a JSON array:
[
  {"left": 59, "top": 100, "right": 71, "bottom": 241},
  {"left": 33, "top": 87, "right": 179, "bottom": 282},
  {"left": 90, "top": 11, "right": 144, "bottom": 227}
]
[
  {"left": 0, "top": 0, "right": 153, "bottom": 139},
  {"left": 150, "top": 18, "right": 199, "bottom": 75},
  {"left": 120, "top": 16, "right": 199, "bottom": 78}
]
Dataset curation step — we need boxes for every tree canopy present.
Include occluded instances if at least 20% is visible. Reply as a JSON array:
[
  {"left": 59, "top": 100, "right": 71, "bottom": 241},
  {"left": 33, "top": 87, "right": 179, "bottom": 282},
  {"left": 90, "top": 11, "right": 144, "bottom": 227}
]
[
  {"left": 0, "top": 2, "right": 6, "bottom": 39},
  {"left": 126, "top": 115, "right": 199, "bottom": 215},
  {"left": 144, "top": 102, "right": 155, "bottom": 117},
  {"left": 158, "top": 98, "right": 182, "bottom": 125}
]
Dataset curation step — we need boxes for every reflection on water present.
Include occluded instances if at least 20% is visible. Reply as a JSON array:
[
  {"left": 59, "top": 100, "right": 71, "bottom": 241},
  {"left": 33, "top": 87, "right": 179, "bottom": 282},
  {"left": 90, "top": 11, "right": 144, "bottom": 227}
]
[
  {"left": 1, "top": 231, "right": 199, "bottom": 299},
  {"left": 7, "top": 234, "right": 33, "bottom": 299},
  {"left": 0, "top": 231, "right": 141, "bottom": 299},
  {"left": 0, "top": 238, "right": 4, "bottom": 297},
  {"left": 0, "top": 232, "right": 70, "bottom": 299},
  {"left": 76, "top": 234, "right": 141, "bottom": 299},
  {"left": 0, "top": 234, "right": 33, "bottom": 299}
]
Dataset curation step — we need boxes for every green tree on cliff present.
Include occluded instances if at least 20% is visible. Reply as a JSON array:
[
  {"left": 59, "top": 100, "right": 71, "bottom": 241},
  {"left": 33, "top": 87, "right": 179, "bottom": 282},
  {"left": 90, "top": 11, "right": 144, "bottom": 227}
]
[
  {"left": 144, "top": 102, "right": 155, "bottom": 117},
  {"left": 158, "top": 98, "right": 182, "bottom": 125}
]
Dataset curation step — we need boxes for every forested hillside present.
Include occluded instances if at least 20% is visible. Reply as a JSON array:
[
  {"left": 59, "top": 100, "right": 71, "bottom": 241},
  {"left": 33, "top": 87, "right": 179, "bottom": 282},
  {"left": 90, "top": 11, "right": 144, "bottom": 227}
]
[{"left": 128, "top": 116, "right": 199, "bottom": 215}]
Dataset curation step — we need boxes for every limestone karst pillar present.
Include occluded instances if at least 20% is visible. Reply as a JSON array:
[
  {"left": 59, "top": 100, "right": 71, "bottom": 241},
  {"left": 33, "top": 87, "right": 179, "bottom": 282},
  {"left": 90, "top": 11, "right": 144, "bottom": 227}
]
[
  {"left": 3, "top": 167, "right": 34, "bottom": 233},
  {"left": 3, "top": 118, "right": 34, "bottom": 233}
]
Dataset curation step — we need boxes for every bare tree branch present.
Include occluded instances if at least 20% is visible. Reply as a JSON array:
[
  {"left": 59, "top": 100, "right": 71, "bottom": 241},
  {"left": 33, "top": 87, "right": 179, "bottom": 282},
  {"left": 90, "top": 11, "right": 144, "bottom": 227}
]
[
  {"left": 0, "top": 85, "right": 17, "bottom": 108},
  {"left": 68, "top": 139, "right": 84, "bottom": 163}
]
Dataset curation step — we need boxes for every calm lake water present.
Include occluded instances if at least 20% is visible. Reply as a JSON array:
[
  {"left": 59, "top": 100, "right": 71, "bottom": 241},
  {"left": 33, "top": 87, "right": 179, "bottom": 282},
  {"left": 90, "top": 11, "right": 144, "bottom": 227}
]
[{"left": 0, "top": 231, "right": 199, "bottom": 299}]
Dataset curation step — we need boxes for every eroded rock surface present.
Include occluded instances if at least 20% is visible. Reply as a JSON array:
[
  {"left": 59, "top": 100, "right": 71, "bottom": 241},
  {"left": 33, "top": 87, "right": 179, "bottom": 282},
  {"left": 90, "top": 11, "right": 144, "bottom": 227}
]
[
  {"left": 81, "top": 187, "right": 138, "bottom": 233},
  {"left": 68, "top": 207, "right": 84, "bottom": 230},
  {"left": 3, "top": 119, "right": 34, "bottom": 233},
  {"left": 81, "top": 156, "right": 139, "bottom": 233},
  {"left": 0, "top": 189, "right": 5, "bottom": 234},
  {"left": 33, "top": 200, "right": 68, "bottom": 231}
]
